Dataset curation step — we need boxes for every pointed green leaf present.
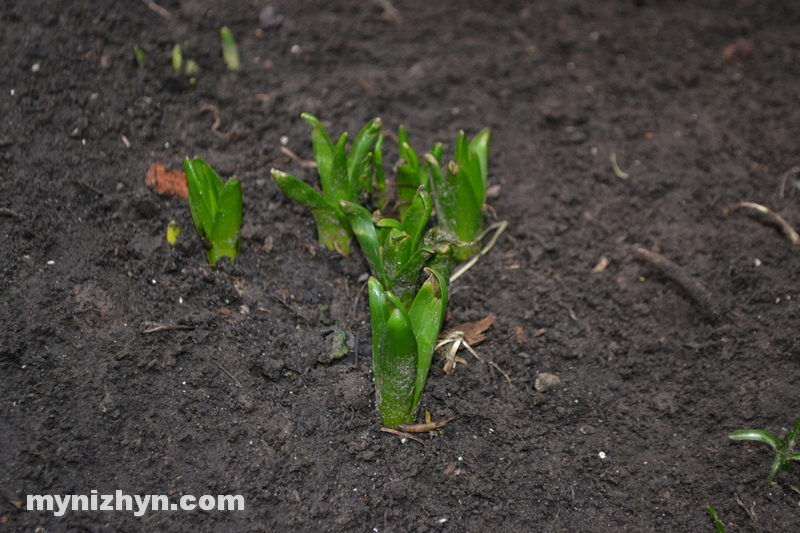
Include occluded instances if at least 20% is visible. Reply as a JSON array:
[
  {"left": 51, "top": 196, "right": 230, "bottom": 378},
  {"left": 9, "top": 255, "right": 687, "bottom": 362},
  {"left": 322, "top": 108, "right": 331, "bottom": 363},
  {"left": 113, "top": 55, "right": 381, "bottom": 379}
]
[
  {"left": 207, "top": 178, "right": 242, "bottom": 264},
  {"left": 409, "top": 268, "right": 448, "bottom": 410},
  {"left": 368, "top": 277, "right": 390, "bottom": 403},
  {"left": 271, "top": 169, "right": 333, "bottom": 211},
  {"left": 340, "top": 200, "right": 386, "bottom": 284},
  {"left": 184, "top": 158, "right": 213, "bottom": 238},
  {"left": 391, "top": 247, "right": 434, "bottom": 308},
  {"left": 325, "top": 132, "right": 351, "bottom": 205},
  {"left": 469, "top": 128, "right": 491, "bottom": 203},
  {"left": 430, "top": 142, "right": 443, "bottom": 165},
  {"left": 377, "top": 304, "right": 418, "bottom": 426},
  {"left": 729, "top": 430, "right": 779, "bottom": 452},
  {"left": 347, "top": 117, "right": 382, "bottom": 187},
  {"left": 220, "top": 27, "right": 240, "bottom": 71},
  {"left": 373, "top": 135, "right": 387, "bottom": 209},
  {"left": 301, "top": 113, "right": 335, "bottom": 193},
  {"left": 382, "top": 228, "right": 412, "bottom": 291},
  {"left": 401, "top": 186, "right": 432, "bottom": 252}
]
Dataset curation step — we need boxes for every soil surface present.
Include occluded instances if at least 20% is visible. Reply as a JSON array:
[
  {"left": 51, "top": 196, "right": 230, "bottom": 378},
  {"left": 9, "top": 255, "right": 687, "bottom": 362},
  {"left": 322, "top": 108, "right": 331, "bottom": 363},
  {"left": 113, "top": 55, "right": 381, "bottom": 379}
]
[{"left": 2, "top": 1, "right": 800, "bottom": 531}]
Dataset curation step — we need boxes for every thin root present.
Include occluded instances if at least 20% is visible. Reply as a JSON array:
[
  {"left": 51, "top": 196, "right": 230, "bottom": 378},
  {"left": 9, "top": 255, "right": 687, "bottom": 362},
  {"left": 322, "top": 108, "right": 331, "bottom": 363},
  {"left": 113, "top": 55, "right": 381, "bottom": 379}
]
[
  {"left": 280, "top": 146, "right": 318, "bottom": 169},
  {"left": 141, "top": 322, "right": 195, "bottom": 334},
  {"left": 398, "top": 415, "right": 459, "bottom": 433},
  {"left": 200, "top": 105, "right": 237, "bottom": 139},
  {"left": 380, "top": 427, "right": 424, "bottom": 445},
  {"left": 214, "top": 361, "right": 243, "bottom": 388},
  {"left": 724, "top": 201, "right": 800, "bottom": 248},
  {"left": 450, "top": 220, "right": 508, "bottom": 283}
]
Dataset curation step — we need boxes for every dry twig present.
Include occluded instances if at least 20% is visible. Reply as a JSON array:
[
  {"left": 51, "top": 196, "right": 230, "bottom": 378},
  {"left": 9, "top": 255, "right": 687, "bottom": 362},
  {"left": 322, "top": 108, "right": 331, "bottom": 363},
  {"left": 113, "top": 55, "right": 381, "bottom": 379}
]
[
  {"left": 141, "top": 322, "right": 195, "bottom": 334},
  {"left": 634, "top": 248, "right": 720, "bottom": 321},
  {"left": 200, "top": 105, "right": 237, "bottom": 139},
  {"left": 142, "top": 0, "right": 172, "bottom": 19}
]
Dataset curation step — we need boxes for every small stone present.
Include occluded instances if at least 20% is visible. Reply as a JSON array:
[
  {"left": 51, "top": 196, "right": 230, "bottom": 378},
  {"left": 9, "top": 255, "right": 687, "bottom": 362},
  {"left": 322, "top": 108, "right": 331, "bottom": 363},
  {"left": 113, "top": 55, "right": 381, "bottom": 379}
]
[{"left": 534, "top": 372, "right": 561, "bottom": 392}]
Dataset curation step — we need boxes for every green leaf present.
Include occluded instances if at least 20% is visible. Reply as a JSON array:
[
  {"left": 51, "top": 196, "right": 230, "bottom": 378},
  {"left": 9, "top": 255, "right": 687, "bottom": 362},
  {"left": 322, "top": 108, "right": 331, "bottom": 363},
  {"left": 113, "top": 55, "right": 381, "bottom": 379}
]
[
  {"left": 271, "top": 169, "right": 332, "bottom": 211},
  {"left": 408, "top": 268, "right": 447, "bottom": 410},
  {"left": 133, "top": 45, "right": 145, "bottom": 68},
  {"left": 430, "top": 142, "right": 443, "bottom": 165},
  {"left": 391, "top": 247, "right": 434, "bottom": 308},
  {"left": 301, "top": 113, "right": 335, "bottom": 193},
  {"left": 400, "top": 186, "right": 432, "bottom": 252},
  {"left": 373, "top": 135, "right": 387, "bottom": 210},
  {"left": 347, "top": 117, "right": 382, "bottom": 188},
  {"left": 220, "top": 27, "right": 240, "bottom": 71},
  {"left": 368, "top": 277, "right": 390, "bottom": 398},
  {"left": 706, "top": 506, "right": 726, "bottom": 533},
  {"left": 327, "top": 132, "right": 351, "bottom": 205},
  {"left": 729, "top": 430, "right": 780, "bottom": 452},
  {"left": 172, "top": 45, "right": 183, "bottom": 72},
  {"left": 468, "top": 128, "right": 491, "bottom": 204},
  {"left": 340, "top": 201, "right": 386, "bottom": 285},
  {"left": 184, "top": 158, "right": 214, "bottom": 238},
  {"left": 377, "top": 303, "right": 418, "bottom": 427},
  {"left": 382, "top": 228, "right": 412, "bottom": 291},
  {"left": 207, "top": 178, "right": 242, "bottom": 264}
]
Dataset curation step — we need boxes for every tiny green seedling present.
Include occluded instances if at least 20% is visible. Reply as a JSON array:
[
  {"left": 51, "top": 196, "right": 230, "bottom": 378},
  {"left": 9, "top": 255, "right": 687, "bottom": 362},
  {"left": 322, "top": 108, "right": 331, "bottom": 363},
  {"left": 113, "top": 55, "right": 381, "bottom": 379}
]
[
  {"left": 369, "top": 268, "right": 448, "bottom": 427},
  {"left": 271, "top": 113, "right": 383, "bottom": 255},
  {"left": 729, "top": 416, "right": 800, "bottom": 487},
  {"left": 340, "top": 186, "right": 454, "bottom": 307},
  {"left": 706, "top": 506, "right": 725, "bottom": 533},
  {"left": 171, "top": 45, "right": 183, "bottom": 72},
  {"left": 133, "top": 45, "right": 146, "bottom": 68},
  {"left": 184, "top": 158, "right": 243, "bottom": 265},
  {"left": 220, "top": 27, "right": 240, "bottom": 71}
]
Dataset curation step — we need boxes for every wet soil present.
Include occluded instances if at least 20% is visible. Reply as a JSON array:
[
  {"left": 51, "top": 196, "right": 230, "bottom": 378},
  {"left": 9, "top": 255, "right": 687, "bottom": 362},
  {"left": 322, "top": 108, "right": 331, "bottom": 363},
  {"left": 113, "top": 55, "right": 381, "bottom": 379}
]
[{"left": 2, "top": 1, "right": 800, "bottom": 531}]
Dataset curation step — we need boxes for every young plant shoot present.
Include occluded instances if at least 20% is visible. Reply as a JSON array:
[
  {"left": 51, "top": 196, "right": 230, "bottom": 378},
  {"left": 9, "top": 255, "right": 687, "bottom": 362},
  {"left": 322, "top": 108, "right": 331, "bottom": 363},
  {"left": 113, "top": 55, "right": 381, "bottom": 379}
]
[
  {"left": 395, "top": 126, "right": 443, "bottom": 219},
  {"left": 271, "top": 113, "right": 382, "bottom": 255},
  {"left": 220, "top": 27, "right": 241, "bottom": 71},
  {"left": 425, "top": 128, "right": 491, "bottom": 262},
  {"left": 369, "top": 268, "right": 448, "bottom": 426},
  {"left": 729, "top": 416, "right": 800, "bottom": 487},
  {"left": 184, "top": 158, "right": 243, "bottom": 265}
]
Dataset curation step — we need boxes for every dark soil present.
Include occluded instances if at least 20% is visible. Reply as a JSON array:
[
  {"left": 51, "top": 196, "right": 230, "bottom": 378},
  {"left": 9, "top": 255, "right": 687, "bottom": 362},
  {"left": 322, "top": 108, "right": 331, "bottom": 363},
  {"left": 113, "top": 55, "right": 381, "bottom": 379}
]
[{"left": 2, "top": 1, "right": 800, "bottom": 531}]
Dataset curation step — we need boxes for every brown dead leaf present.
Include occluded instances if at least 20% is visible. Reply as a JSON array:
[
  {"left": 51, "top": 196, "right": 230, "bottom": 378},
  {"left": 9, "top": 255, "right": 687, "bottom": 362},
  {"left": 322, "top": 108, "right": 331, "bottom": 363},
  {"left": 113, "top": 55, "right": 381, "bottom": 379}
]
[
  {"left": 445, "top": 314, "right": 495, "bottom": 345},
  {"left": 145, "top": 163, "right": 188, "bottom": 199},
  {"left": 514, "top": 326, "right": 527, "bottom": 346}
]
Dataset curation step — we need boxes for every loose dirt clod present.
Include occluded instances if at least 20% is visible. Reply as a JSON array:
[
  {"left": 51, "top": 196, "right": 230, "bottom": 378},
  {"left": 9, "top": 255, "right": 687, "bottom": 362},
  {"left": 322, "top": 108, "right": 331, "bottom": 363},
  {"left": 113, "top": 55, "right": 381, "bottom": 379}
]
[
  {"left": 145, "top": 163, "right": 188, "bottom": 199},
  {"left": 534, "top": 372, "right": 561, "bottom": 392}
]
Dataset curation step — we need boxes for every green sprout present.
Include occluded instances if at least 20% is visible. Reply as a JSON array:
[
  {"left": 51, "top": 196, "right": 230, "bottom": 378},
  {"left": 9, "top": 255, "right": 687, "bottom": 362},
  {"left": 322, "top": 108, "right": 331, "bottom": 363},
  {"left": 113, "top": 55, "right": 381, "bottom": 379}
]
[
  {"left": 183, "top": 158, "right": 243, "bottom": 265},
  {"left": 270, "top": 113, "right": 383, "bottom": 255},
  {"left": 706, "top": 506, "right": 725, "bottom": 533},
  {"left": 369, "top": 268, "right": 448, "bottom": 426},
  {"left": 171, "top": 45, "right": 183, "bottom": 72},
  {"left": 340, "top": 186, "right": 454, "bottom": 307},
  {"left": 394, "top": 126, "right": 443, "bottom": 219},
  {"left": 425, "top": 128, "right": 491, "bottom": 262},
  {"left": 220, "top": 27, "right": 241, "bottom": 71},
  {"left": 729, "top": 416, "right": 800, "bottom": 487},
  {"left": 133, "top": 45, "right": 145, "bottom": 68}
]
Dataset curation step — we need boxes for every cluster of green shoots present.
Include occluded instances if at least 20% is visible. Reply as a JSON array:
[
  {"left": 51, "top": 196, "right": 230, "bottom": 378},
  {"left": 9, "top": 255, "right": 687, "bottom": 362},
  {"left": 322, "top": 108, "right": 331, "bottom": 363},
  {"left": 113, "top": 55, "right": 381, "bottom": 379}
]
[
  {"left": 268, "top": 115, "right": 495, "bottom": 425},
  {"left": 729, "top": 416, "right": 800, "bottom": 487},
  {"left": 179, "top": 105, "right": 495, "bottom": 424}
]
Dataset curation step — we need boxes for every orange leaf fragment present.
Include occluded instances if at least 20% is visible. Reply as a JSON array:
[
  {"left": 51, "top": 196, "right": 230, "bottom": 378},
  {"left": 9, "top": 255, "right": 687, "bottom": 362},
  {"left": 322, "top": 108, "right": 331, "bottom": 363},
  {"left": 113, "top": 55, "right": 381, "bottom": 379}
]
[
  {"left": 146, "top": 163, "right": 188, "bottom": 199},
  {"left": 445, "top": 314, "right": 495, "bottom": 346}
]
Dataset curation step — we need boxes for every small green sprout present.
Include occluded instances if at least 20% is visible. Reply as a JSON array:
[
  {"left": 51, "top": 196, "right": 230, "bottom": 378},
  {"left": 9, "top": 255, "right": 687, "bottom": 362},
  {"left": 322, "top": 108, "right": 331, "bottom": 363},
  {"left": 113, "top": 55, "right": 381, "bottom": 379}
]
[
  {"left": 133, "top": 45, "right": 145, "bottom": 68},
  {"left": 171, "top": 45, "right": 183, "bottom": 72},
  {"left": 425, "top": 128, "right": 491, "bottom": 262},
  {"left": 369, "top": 268, "right": 448, "bottom": 426},
  {"left": 394, "top": 126, "right": 443, "bottom": 219},
  {"left": 271, "top": 113, "right": 383, "bottom": 255},
  {"left": 220, "top": 27, "right": 241, "bottom": 71},
  {"left": 183, "top": 158, "right": 243, "bottom": 265},
  {"left": 340, "top": 186, "right": 454, "bottom": 307},
  {"left": 706, "top": 506, "right": 725, "bottom": 533},
  {"left": 729, "top": 416, "right": 800, "bottom": 487}
]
